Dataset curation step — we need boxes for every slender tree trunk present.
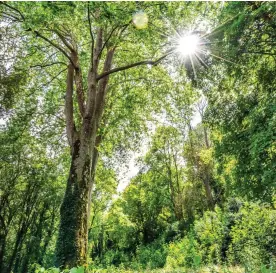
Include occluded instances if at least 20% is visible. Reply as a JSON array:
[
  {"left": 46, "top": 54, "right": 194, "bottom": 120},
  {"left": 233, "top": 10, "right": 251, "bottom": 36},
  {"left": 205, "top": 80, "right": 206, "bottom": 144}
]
[
  {"left": 187, "top": 122, "right": 214, "bottom": 210},
  {"left": 39, "top": 207, "right": 57, "bottom": 265},
  {"left": 202, "top": 173, "right": 214, "bottom": 209},
  {"left": 6, "top": 227, "right": 25, "bottom": 273}
]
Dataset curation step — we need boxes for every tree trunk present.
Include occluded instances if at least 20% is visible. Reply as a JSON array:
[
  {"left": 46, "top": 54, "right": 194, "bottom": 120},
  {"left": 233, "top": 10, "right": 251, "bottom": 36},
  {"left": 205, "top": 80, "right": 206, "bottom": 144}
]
[
  {"left": 203, "top": 174, "right": 214, "bottom": 210},
  {"left": 188, "top": 123, "right": 214, "bottom": 210},
  {"left": 56, "top": 138, "right": 91, "bottom": 268},
  {"left": 0, "top": 235, "right": 7, "bottom": 273}
]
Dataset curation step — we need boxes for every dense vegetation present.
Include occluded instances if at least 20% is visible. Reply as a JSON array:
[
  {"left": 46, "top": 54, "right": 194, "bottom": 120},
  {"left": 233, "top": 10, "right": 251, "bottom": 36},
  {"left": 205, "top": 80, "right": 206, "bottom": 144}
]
[{"left": 0, "top": 1, "right": 275, "bottom": 273}]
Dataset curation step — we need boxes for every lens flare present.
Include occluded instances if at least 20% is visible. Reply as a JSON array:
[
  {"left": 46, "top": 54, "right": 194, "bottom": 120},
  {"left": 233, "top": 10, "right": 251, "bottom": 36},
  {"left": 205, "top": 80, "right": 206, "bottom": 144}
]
[{"left": 133, "top": 11, "right": 148, "bottom": 29}]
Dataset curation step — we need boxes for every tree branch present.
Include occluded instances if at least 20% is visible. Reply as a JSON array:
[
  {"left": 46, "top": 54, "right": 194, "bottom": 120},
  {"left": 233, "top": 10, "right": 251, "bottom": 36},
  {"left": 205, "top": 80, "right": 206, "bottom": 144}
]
[
  {"left": 33, "top": 30, "right": 76, "bottom": 68},
  {"left": 96, "top": 51, "right": 172, "bottom": 81},
  {"left": 39, "top": 68, "right": 67, "bottom": 89},
  {"left": 1, "top": 11, "right": 22, "bottom": 22},
  {"left": 53, "top": 29, "right": 75, "bottom": 52},
  {"left": 87, "top": 3, "right": 94, "bottom": 62},
  {"left": 98, "top": 25, "right": 118, "bottom": 59},
  {"left": 0, "top": 1, "right": 25, "bottom": 21},
  {"left": 85, "top": 28, "right": 103, "bottom": 118},
  {"left": 74, "top": 64, "right": 86, "bottom": 117},
  {"left": 65, "top": 64, "right": 75, "bottom": 147},
  {"left": 30, "top": 62, "right": 67, "bottom": 69},
  {"left": 95, "top": 48, "right": 115, "bottom": 126}
]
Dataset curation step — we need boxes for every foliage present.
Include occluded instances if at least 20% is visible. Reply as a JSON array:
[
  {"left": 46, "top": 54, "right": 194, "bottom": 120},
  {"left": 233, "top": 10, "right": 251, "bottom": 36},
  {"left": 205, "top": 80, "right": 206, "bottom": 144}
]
[
  {"left": 203, "top": 1, "right": 276, "bottom": 202},
  {"left": 166, "top": 232, "right": 201, "bottom": 269},
  {"left": 0, "top": 1, "right": 275, "bottom": 272},
  {"left": 227, "top": 203, "right": 276, "bottom": 271},
  {"left": 166, "top": 201, "right": 276, "bottom": 271}
]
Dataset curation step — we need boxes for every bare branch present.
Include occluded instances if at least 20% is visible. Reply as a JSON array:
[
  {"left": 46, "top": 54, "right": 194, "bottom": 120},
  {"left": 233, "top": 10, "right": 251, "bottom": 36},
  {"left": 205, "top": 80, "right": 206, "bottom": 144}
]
[
  {"left": 87, "top": 3, "right": 94, "bottom": 51},
  {"left": 116, "top": 21, "right": 132, "bottom": 42},
  {"left": 98, "top": 25, "right": 119, "bottom": 59},
  {"left": 85, "top": 28, "right": 103, "bottom": 118},
  {"left": 1, "top": 11, "right": 22, "bottom": 22},
  {"left": 54, "top": 29, "right": 75, "bottom": 52},
  {"left": 41, "top": 68, "right": 67, "bottom": 88},
  {"left": 96, "top": 51, "right": 172, "bottom": 81},
  {"left": 87, "top": 3, "right": 95, "bottom": 73},
  {"left": 95, "top": 48, "right": 115, "bottom": 125}
]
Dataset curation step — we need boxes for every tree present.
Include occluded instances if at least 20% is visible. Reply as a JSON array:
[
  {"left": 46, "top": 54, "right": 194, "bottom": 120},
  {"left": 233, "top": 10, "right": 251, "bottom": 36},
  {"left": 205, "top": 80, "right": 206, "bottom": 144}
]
[
  {"left": 0, "top": 1, "right": 181, "bottom": 267},
  {"left": 0, "top": 94, "right": 66, "bottom": 273},
  {"left": 0, "top": 1, "right": 239, "bottom": 268}
]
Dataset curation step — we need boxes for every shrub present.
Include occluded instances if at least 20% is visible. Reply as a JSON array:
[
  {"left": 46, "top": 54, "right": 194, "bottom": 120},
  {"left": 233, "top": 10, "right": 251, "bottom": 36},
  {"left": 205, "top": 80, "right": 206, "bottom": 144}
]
[
  {"left": 166, "top": 201, "right": 276, "bottom": 271},
  {"left": 134, "top": 241, "right": 168, "bottom": 269},
  {"left": 227, "top": 203, "right": 276, "bottom": 270},
  {"left": 166, "top": 232, "right": 201, "bottom": 269},
  {"left": 100, "top": 249, "right": 130, "bottom": 267},
  {"left": 193, "top": 207, "right": 227, "bottom": 265}
]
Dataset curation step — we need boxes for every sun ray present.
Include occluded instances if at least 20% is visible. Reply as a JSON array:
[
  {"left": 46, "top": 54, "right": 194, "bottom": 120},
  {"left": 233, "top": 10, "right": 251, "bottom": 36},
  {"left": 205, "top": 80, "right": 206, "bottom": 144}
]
[
  {"left": 197, "top": 48, "right": 236, "bottom": 65},
  {"left": 189, "top": 53, "right": 197, "bottom": 79},
  {"left": 201, "top": 14, "right": 240, "bottom": 40},
  {"left": 194, "top": 52, "right": 209, "bottom": 69}
]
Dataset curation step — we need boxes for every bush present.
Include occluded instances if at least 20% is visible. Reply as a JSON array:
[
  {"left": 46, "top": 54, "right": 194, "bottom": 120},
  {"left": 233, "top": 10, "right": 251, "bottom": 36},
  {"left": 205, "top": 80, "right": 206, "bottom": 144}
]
[
  {"left": 193, "top": 207, "right": 227, "bottom": 265},
  {"left": 100, "top": 249, "right": 130, "bottom": 267},
  {"left": 166, "top": 232, "right": 201, "bottom": 269},
  {"left": 227, "top": 203, "right": 276, "bottom": 270},
  {"left": 166, "top": 201, "right": 276, "bottom": 271},
  {"left": 134, "top": 241, "right": 168, "bottom": 269}
]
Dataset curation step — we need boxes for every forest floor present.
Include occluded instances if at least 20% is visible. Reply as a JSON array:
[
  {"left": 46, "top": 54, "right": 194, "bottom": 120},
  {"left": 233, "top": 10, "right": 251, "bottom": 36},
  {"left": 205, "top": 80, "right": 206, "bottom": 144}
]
[{"left": 87, "top": 266, "right": 245, "bottom": 273}]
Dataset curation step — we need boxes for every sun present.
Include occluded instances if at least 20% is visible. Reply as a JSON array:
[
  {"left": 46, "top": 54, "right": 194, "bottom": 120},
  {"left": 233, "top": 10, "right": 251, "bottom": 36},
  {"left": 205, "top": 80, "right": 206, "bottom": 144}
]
[{"left": 176, "top": 34, "right": 200, "bottom": 56}]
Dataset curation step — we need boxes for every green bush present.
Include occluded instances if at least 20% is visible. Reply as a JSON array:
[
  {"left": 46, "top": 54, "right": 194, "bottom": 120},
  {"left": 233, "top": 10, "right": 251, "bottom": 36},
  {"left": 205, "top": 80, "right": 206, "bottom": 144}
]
[
  {"left": 193, "top": 207, "right": 227, "bottom": 265},
  {"left": 166, "top": 201, "right": 276, "bottom": 271},
  {"left": 134, "top": 241, "right": 168, "bottom": 269},
  {"left": 166, "top": 232, "right": 201, "bottom": 269},
  {"left": 100, "top": 249, "right": 130, "bottom": 267},
  {"left": 227, "top": 203, "right": 276, "bottom": 270}
]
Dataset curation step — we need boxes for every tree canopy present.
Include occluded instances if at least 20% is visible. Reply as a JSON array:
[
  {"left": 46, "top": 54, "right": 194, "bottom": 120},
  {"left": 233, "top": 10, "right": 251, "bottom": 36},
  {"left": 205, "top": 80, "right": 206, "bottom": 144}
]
[{"left": 0, "top": 1, "right": 275, "bottom": 273}]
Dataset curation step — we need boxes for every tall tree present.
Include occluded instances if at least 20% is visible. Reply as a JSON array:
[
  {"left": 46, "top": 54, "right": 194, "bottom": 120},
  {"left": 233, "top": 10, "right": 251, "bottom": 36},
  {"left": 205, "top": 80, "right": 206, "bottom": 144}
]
[
  {"left": 0, "top": 1, "right": 223, "bottom": 268},
  {"left": 0, "top": 2, "right": 173, "bottom": 267}
]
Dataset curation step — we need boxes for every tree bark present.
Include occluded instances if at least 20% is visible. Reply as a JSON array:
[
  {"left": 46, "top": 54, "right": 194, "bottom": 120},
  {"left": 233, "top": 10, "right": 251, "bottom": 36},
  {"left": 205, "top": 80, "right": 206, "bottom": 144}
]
[{"left": 56, "top": 138, "right": 90, "bottom": 268}]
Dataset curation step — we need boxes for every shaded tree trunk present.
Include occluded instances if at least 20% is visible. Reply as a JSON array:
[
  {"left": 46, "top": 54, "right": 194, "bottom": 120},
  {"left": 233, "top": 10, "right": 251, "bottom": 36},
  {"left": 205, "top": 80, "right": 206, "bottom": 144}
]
[
  {"left": 202, "top": 171, "right": 214, "bottom": 209},
  {"left": 0, "top": 235, "right": 7, "bottom": 273},
  {"left": 56, "top": 139, "right": 90, "bottom": 268},
  {"left": 188, "top": 122, "right": 214, "bottom": 210}
]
